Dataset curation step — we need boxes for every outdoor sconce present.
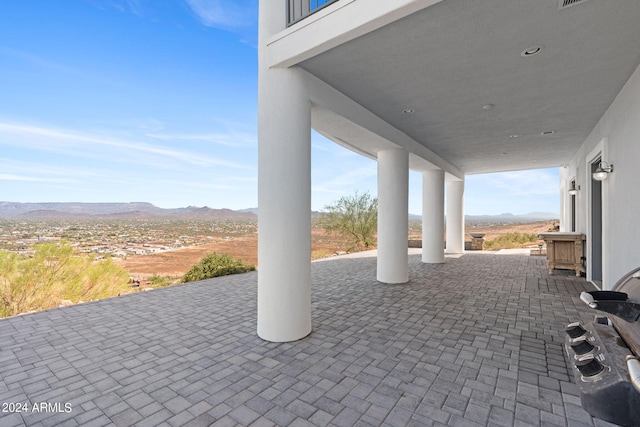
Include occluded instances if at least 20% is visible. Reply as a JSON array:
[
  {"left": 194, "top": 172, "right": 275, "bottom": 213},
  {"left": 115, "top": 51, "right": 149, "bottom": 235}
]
[
  {"left": 592, "top": 161, "right": 614, "bottom": 181},
  {"left": 568, "top": 182, "right": 580, "bottom": 195}
]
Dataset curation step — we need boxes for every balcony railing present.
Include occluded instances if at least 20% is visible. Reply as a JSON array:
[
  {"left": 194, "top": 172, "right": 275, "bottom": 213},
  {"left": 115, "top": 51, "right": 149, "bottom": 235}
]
[{"left": 287, "top": 0, "right": 339, "bottom": 26}]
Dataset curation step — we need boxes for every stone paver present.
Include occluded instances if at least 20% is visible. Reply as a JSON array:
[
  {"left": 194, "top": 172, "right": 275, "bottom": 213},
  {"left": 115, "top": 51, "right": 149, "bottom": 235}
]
[{"left": 0, "top": 252, "right": 614, "bottom": 426}]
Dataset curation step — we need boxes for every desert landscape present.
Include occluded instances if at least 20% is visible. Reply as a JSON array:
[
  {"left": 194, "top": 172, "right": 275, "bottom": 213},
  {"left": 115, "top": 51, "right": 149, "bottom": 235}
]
[
  {"left": 463, "top": 220, "right": 558, "bottom": 247},
  {"left": 118, "top": 219, "right": 558, "bottom": 279},
  {"left": 116, "top": 226, "right": 355, "bottom": 278},
  {"left": 0, "top": 202, "right": 559, "bottom": 283}
]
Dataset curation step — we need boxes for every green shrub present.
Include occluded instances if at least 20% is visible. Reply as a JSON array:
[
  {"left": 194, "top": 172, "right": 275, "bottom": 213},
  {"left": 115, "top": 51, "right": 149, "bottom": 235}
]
[
  {"left": 484, "top": 232, "right": 538, "bottom": 250},
  {"left": 147, "top": 274, "right": 176, "bottom": 288},
  {"left": 182, "top": 253, "right": 255, "bottom": 283}
]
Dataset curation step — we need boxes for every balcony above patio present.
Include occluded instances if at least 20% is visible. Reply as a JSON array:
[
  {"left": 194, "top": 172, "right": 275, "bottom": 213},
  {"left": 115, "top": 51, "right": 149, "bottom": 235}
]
[{"left": 287, "top": 0, "right": 339, "bottom": 27}]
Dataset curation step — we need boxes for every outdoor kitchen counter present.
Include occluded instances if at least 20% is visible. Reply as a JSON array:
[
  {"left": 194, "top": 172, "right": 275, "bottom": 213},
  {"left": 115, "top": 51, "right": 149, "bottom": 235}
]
[{"left": 538, "top": 232, "right": 586, "bottom": 276}]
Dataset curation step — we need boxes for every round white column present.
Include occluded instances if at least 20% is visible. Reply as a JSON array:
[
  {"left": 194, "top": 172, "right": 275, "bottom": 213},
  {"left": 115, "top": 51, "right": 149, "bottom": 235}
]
[
  {"left": 377, "top": 148, "right": 409, "bottom": 284},
  {"left": 257, "top": 1, "right": 311, "bottom": 342},
  {"left": 422, "top": 170, "right": 445, "bottom": 263},
  {"left": 446, "top": 180, "right": 465, "bottom": 254}
]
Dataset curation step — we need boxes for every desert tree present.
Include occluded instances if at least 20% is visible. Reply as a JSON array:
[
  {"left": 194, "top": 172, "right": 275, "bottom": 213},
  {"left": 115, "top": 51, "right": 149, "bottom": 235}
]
[
  {"left": 321, "top": 191, "right": 378, "bottom": 251},
  {"left": 0, "top": 242, "right": 130, "bottom": 318}
]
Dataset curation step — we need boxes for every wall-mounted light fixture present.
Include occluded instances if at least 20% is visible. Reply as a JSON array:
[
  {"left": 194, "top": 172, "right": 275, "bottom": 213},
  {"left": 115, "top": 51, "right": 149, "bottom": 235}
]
[
  {"left": 568, "top": 182, "right": 580, "bottom": 195},
  {"left": 592, "top": 161, "right": 614, "bottom": 181}
]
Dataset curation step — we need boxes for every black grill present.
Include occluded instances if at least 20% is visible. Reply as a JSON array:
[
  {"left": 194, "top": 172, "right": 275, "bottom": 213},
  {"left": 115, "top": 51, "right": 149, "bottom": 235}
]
[
  {"left": 575, "top": 357, "right": 605, "bottom": 378},
  {"left": 566, "top": 322, "right": 587, "bottom": 339},
  {"left": 565, "top": 267, "right": 640, "bottom": 426},
  {"left": 571, "top": 339, "right": 596, "bottom": 356}
]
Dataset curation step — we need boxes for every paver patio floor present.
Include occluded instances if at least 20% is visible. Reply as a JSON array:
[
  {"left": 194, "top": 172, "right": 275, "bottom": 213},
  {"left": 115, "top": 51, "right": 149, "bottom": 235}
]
[{"left": 0, "top": 252, "right": 619, "bottom": 426}]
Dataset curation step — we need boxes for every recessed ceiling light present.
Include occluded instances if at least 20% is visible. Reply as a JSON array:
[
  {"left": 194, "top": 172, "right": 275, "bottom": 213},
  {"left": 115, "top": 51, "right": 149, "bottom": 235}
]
[
  {"left": 403, "top": 108, "right": 415, "bottom": 114},
  {"left": 521, "top": 46, "right": 543, "bottom": 57},
  {"left": 482, "top": 104, "right": 494, "bottom": 110}
]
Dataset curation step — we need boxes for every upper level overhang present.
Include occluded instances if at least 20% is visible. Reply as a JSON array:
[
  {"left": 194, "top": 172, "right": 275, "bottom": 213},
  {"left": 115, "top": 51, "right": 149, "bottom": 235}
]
[
  {"left": 268, "top": 0, "right": 444, "bottom": 69},
  {"left": 264, "top": 0, "right": 640, "bottom": 175}
]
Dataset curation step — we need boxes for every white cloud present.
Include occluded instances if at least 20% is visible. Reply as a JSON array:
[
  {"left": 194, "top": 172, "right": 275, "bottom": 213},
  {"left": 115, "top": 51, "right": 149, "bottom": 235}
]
[
  {"left": 0, "top": 46, "right": 101, "bottom": 83},
  {"left": 0, "top": 173, "right": 72, "bottom": 183},
  {"left": 464, "top": 168, "right": 560, "bottom": 215},
  {"left": 487, "top": 169, "right": 559, "bottom": 196},
  {"left": 85, "top": 0, "right": 144, "bottom": 16},
  {"left": 0, "top": 158, "right": 82, "bottom": 177},
  {"left": 315, "top": 164, "right": 377, "bottom": 190},
  {"left": 0, "top": 121, "right": 250, "bottom": 170},
  {"left": 312, "top": 164, "right": 378, "bottom": 209},
  {"left": 185, "top": 0, "right": 257, "bottom": 29},
  {"left": 311, "top": 186, "right": 348, "bottom": 195},
  {"left": 153, "top": 179, "right": 237, "bottom": 191},
  {"left": 112, "top": 118, "right": 165, "bottom": 133},
  {"left": 146, "top": 131, "right": 256, "bottom": 147}
]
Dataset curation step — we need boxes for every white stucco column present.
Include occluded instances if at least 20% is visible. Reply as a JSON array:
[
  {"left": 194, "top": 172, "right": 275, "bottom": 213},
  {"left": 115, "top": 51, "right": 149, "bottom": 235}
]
[
  {"left": 446, "top": 179, "right": 465, "bottom": 254},
  {"left": 422, "top": 170, "right": 445, "bottom": 263},
  {"left": 559, "top": 167, "right": 569, "bottom": 232},
  {"left": 257, "top": 1, "right": 311, "bottom": 342},
  {"left": 377, "top": 148, "right": 409, "bottom": 283}
]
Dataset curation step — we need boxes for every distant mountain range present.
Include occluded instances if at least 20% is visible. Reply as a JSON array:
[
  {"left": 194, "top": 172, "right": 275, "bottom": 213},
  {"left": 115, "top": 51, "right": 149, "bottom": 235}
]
[
  {"left": 0, "top": 202, "right": 557, "bottom": 223},
  {"left": 463, "top": 212, "right": 558, "bottom": 223},
  {"left": 0, "top": 202, "right": 256, "bottom": 220},
  {"left": 409, "top": 212, "right": 558, "bottom": 222}
]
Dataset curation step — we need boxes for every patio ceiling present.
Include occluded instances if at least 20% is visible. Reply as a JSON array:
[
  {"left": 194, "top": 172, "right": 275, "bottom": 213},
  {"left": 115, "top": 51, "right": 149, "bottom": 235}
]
[{"left": 299, "top": 0, "right": 640, "bottom": 174}]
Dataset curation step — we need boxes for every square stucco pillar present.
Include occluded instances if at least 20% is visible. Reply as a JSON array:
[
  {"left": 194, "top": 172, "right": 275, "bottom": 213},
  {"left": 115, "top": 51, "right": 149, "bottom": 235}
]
[
  {"left": 446, "top": 179, "right": 465, "bottom": 254},
  {"left": 257, "top": 1, "right": 311, "bottom": 342},
  {"left": 377, "top": 148, "right": 409, "bottom": 284},
  {"left": 422, "top": 170, "right": 445, "bottom": 263}
]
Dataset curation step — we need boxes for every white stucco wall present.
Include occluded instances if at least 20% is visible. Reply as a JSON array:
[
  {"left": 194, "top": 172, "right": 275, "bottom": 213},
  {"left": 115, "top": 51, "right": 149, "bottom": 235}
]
[{"left": 566, "top": 63, "right": 640, "bottom": 288}]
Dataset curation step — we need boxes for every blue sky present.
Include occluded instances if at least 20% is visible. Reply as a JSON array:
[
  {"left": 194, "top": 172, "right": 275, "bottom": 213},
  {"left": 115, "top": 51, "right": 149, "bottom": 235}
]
[{"left": 0, "top": 0, "right": 559, "bottom": 215}]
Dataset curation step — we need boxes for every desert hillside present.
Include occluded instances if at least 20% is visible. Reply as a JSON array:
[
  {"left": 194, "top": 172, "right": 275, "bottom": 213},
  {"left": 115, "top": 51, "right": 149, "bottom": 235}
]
[{"left": 119, "top": 220, "right": 558, "bottom": 277}]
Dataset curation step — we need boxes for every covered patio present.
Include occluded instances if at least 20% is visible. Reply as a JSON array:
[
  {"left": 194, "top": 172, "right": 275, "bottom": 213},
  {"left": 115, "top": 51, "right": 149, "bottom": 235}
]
[
  {"left": 257, "top": 0, "right": 640, "bottom": 342},
  {"left": 0, "top": 251, "right": 614, "bottom": 426}
]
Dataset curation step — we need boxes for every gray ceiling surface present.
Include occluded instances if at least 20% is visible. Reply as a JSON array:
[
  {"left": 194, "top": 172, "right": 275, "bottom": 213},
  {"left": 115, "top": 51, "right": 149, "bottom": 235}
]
[{"left": 300, "top": 0, "right": 640, "bottom": 174}]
